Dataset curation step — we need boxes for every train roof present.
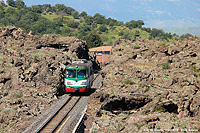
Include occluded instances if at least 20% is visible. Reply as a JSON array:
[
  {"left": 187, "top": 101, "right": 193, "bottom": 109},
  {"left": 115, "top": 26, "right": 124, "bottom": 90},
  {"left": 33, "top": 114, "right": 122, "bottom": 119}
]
[{"left": 66, "top": 59, "right": 92, "bottom": 69}]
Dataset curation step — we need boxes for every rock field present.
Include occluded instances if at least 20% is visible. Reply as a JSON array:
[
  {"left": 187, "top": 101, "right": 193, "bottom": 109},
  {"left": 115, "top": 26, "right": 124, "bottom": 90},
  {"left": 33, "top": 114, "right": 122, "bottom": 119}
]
[
  {"left": 0, "top": 25, "right": 200, "bottom": 132},
  {"left": 85, "top": 38, "right": 200, "bottom": 132},
  {"left": 0, "top": 26, "right": 97, "bottom": 132}
]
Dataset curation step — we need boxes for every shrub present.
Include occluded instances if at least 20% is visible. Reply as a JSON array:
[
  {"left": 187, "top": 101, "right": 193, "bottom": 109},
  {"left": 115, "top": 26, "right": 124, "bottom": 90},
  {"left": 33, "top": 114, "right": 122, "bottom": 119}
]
[
  {"left": 14, "top": 91, "right": 23, "bottom": 98},
  {"left": 154, "top": 105, "right": 166, "bottom": 112},
  {"left": 162, "top": 62, "right": 170, "bottom": 69},
  {"left": 134, "top": 122, "right": 145, "bottom": 130},
  {"left": 133, "top": 45, "right": 140, "bottom": 49},
  {"left": 125, "top": 79, "right": 134, "bottom": 85}
]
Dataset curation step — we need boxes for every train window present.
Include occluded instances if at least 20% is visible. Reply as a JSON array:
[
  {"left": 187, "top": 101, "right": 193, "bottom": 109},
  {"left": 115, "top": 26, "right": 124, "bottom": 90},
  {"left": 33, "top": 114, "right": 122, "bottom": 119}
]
[
  {"left": 66, "top": 69, "right": 76, "bottom": 78},
  {"left": 77, "top": 69, "right": 86, "bottom": 78}
]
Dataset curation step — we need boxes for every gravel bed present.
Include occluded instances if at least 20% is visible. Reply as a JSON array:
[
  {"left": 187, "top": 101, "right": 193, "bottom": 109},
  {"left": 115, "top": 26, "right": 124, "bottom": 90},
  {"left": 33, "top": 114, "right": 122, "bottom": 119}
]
[
  {"left": 23, "top": 94, "right": 70, "bottom": 133},
  {"left": 59, "top": 96, "right": 89, "bottom": 132}
]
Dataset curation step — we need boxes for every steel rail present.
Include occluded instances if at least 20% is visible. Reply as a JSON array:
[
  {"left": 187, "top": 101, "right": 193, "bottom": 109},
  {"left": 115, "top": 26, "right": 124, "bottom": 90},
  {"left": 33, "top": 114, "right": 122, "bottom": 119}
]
[
  {"left": 35, "top": 72, "right": 100, "bottom": 133},
  {"left": 93, "top": 72, "right": 100, "bottom": 82},
  {"left": 35, "top": 96, "right": 72, "bottom": 133},
  {"left": 51, "top": 96, "right": 82, "bottom": 133}
]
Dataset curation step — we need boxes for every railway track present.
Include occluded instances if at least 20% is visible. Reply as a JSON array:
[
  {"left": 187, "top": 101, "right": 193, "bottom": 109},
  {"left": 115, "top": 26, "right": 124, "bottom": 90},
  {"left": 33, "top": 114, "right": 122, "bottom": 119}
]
[
  {"left": 35, "top": 96, "right": 82, "bottom": 133},
  {"left": 24, "top": 73, "right": 102, "bottom": 133}
]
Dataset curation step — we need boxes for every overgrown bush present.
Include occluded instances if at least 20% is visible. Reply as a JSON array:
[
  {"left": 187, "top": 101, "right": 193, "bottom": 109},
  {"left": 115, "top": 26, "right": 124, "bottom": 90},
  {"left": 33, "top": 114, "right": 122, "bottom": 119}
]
[{"left": 162, "top": 62, "right": 170, "bottom": 69}]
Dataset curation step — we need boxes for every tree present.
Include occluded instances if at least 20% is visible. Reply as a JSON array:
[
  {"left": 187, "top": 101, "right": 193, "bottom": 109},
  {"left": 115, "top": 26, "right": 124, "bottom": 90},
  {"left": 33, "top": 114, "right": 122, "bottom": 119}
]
[
  {"left": 172, "top": 33, "right": 179, "bottom": 40},
  {"left": 122, "top": 31, "right": 131, "bottom": 40},
  {"left": 99, "top": 25, "right": 108, "bottom": 32},
  {"left": 84, "top": 15, "right": 93, "bottom": 25},
  {"left": 150, "top": 28, "right": 165, "bottom": 39},
  {"left": 180, "top": 33, "right": 193, "bottom": 40},
  {"left": 6, "top": 0, "right": 15, "bottom": 7},
  {"left": 93, "top": 13, "right": 105, "bottom": 24},
  {"left": 67, "top": 20, "right": 79, "bottom": 28},
  {"left": 41, "top": 4, "right": 51, "bottom": 12},
  {"left": 136, "top": 20, "right": 144, "bottom": 28},
  {"left": 125, "top": 20, "right": 144, "bottom": 29},
  {"left": 72, "top": 11, "right": 79, "bottom": 19},
  {"left": 77, "top": 22, "right": 91, "bottom": 38},
  {"left": 79, "top": 11, "right": 87, "bottom": 18},
  {"left": 63, "top": 6, "right": 75, "bottom": 15},
  {"left": 32, "top": 5, "right": 42, "bottom": 13},
  {"left": 15, "top": 0, "right": 25, "bottom": 9},
  {"left": 0, "top": 0, "right": 6, "bottom": 5},
  {"left": 0, "top": 4, "right": 5, "bottom": 18},
  {"left": 82, "top": 33, "right": 103, "bottom": 48},
  {"left": 55, "top": 4, "right": 66, "bottom": 12}
]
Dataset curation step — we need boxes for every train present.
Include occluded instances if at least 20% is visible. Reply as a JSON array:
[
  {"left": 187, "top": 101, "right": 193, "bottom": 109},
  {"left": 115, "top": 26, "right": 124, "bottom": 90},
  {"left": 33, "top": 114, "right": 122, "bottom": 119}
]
[{"left": 64, "top": 59, "right": 94, "bottom": 93}]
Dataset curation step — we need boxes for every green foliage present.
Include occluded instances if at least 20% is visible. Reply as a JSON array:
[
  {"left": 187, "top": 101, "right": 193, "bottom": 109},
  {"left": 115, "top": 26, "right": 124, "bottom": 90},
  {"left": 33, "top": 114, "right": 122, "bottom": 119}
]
[
  {"left": 0, "top": 2, "right": 190, "bottom": 47},
  {"left": 125, "top": 20, "right": 144, "bottom": 29},
  {"left": 82, "top": 33, "right": 103, "bottom": 48},
  {"left": 133, "top": 45, "right": 140, "bottom": 49},
  {"left": 148, "top": 28, "right": 173, "bottom": 40},
  {"left": 154, "top": 105, "right": 166, "bottom": 112},
  {"left": 93, "top": 13, "right": 105, "bottom": 24},
  {"left": 72, "top": 11, "right": 79, "bottom": 19},
  {"left": 79, "top": 11, "right": 87, "bottom": 18},
  {"left": 162, "top": 62, "right": 170, "bottom": 69},
  {"left": 6, "top": 0, "right": 15, "bottom": 7},
  {"left": 134, "top": 122, "right": 145, "bottom": 130},
  {"left": 122, "top": 31, "right": 131, "bottom": 40},
  {"left": 77, "top": 22, "right": 91, "bottom": 38},
  {"left": 67, "top": 20, "right": 79, "bottom": 28},
  {"left": 0, "top": 0, "right": 6, "bottom": 5},
  {"left": 99, "top": 25, "right": 108, "bottom": 32},
  {"left": 124, "top": 79, "right": 134, "bottom": 85},
  {"left": 180, "top": 33, "right": 193, "bottom": 40},
  {"left": 15, "top": 0, "right": 25, "bottom": 9},
  {"left": 14, "top": 91, "right": 23, "bottom": 98},
  {"left": 84, "top": 15, "right": 93, "bottom": 25}
]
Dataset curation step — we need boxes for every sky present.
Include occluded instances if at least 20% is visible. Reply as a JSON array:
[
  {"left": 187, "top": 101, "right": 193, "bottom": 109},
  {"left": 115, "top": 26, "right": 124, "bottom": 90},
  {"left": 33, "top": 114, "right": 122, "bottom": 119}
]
[{"left": 22, "top": 0, "right": 200, "bottom": 28}]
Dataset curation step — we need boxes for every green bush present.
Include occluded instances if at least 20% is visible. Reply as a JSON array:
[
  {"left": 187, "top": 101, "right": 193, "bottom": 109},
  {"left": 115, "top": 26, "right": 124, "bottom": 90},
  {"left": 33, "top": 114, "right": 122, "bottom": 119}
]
[
  {"left": 133, "top": 45, "right": 140, "bottom": 49},
  {"left": 162, "top": 62, "right": 170, "bottom": 69},
  {"left": 154, "top": 105, "right": 166, "bottom": 112},
  {"left": 14, "top": 91, "right": 23, "bottom": 98},
  {"left": 124, "top": 79, "right": 134, "bottom": 85}
]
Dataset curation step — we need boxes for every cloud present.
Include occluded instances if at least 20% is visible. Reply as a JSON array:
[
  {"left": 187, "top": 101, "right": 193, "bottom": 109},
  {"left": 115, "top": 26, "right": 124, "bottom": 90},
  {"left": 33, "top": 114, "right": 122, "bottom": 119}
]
[
  {"left": 197, "top": 9, "right": 200, "bottom": 12},
  {"left": 154, "top": 11, "right": 176, "bottom": 20},
  {"left": 166, "top": 0, "right": 181, "bottom": 2},
  {"left": 105, "top": 0, "right": 116, "bottom": 2},
  {"left": 155, "top": 11, "right": 164, "bottom": 15},
  {"left": 133, "top": 0, "right": 153, "bottom": 1},
  {"left": 103, "top": 3, "right": 116, "bottom": 12}
]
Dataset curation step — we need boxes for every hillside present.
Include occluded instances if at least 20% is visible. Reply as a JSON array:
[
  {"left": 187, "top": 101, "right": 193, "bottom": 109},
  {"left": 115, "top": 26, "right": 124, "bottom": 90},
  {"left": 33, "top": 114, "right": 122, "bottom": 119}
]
[
  {"left": 0, "top": 1, "right": 200, "bottom": 132},
  {"left": 0, "top": 3, "right": 192, "bottom": 48},
  {"left": 85, "top": 37, "right": 200, "bottom": 132},
  {"left": 0, "top": 25, "right": 200, "bottom": 132},
  {"left": 162, "top": 27, "right": 200, "bottom": 37}
]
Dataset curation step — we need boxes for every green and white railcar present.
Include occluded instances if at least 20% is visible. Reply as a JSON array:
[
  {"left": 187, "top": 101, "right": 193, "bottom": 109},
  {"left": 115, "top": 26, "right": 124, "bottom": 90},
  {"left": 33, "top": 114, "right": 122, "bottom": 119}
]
[{"left": 65, "top": 59, "right": 94, "bottom": 92}]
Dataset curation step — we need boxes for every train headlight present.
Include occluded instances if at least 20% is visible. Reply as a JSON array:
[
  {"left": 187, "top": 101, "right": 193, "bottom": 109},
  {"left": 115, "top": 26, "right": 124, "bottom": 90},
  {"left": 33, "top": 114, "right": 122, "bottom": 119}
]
[
  {"left": 81, "top": 82, "right": 87, "bottom": 85},
  {"left": 67, "top": 82, "right": 73, "bottom": 85}
]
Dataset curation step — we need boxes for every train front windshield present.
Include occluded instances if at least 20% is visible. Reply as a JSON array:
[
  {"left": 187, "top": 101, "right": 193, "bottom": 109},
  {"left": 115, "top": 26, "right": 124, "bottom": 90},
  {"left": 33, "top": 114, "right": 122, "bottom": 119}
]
[
  {"left": 77, "top": 69, "right": 86, "bottom": 78},
  {"left": 66, "top": 69, "right": 86, "bottom": 78},
  {"left": 66, "top": 69, "right": 76, "bottom": 78}
]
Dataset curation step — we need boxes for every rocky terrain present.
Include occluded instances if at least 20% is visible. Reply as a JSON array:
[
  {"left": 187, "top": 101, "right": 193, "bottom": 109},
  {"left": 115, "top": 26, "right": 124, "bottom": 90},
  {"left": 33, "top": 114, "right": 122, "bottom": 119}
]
[
  {"left": 0, "top": 26, "right": 99, "bottom": 132},
  {"left": 85, "top": 38, "right": 200, "bottom": 132},
  {"left": 0, "top": 25, "right": 200, "bottom": 133}
]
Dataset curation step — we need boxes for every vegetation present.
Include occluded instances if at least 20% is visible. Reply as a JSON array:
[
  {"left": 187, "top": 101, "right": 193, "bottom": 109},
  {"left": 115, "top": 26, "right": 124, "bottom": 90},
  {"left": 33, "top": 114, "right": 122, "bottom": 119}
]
[
  {"left": 124, "top": 79, "right": 134, "bottom": 85},
  {"left": 162, "top": 62, "right": 170, "bottom": 69},
  {"left": 13, "top": 91, "right": 23, "bottom": 98},
  {"left": 0, "top": 0, "right": 195, "bottom": 48}
]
